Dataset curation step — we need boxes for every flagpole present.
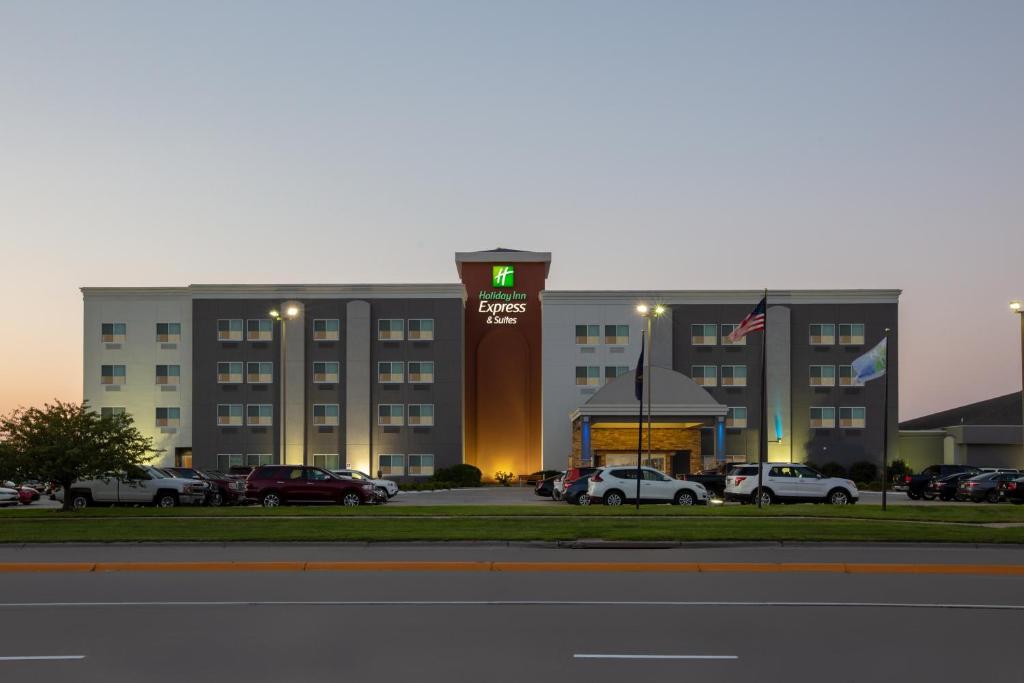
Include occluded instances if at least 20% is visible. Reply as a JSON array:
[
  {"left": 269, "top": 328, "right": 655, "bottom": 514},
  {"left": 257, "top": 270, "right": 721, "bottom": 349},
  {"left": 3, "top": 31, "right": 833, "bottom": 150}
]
[
  {"left": 882, "top": 328, "right": 891, "bottom": 512},
  {"left": 757, "top": 289, "right": 767, "bottom": 509}
]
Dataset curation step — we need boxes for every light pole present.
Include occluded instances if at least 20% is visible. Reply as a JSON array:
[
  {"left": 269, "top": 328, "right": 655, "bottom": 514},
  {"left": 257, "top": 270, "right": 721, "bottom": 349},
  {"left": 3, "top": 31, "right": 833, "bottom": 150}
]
[
  {"left": 636, "top": 304, "right": 666, "bottom": 469},
  {"left": 1012, "top": 301, "right": 1023, "bottom": 453},
  {"left": 269, "top": 305, "right": 299, "bottom": 464}
]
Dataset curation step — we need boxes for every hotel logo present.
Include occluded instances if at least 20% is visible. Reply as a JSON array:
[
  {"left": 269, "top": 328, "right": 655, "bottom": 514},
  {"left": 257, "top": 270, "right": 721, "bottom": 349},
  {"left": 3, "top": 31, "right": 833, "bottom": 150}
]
[{"left": 492, "top": 265, "right": 515, "bottom": 288}]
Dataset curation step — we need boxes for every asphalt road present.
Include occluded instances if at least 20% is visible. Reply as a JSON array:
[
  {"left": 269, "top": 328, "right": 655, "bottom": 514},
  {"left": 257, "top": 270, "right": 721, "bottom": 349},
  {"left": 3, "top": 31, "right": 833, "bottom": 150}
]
[{"left": 1, "top": 544, "right": 1022, "bottom": 682}]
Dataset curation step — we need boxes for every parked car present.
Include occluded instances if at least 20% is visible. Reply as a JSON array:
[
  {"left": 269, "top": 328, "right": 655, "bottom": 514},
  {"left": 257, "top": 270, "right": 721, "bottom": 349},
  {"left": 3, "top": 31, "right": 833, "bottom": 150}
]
[
  {"left": 926, "top": 471, "right": 978, "bottom": 501},
  {"left": 679, "top": 462, "right": 747, "bottom": 499},
  {"left": 724, "top": 463, "right": 858, "bottom": 506},
  {"left": 563, "top": 467, "right": 598, "bottom": 489},
  {"left": 56, "top": 466, "right": 209, "bottom": 509},
  {"left": 227, "top": 466, "right": 254, "bottom": 479},
  {"left": 956, "top": 471, "right": 1021, "bottom": 503},
  {"left": 331, "top": 469, "right": 399, "bottom": 499},
  {"left": 534, "top": 475, "right": 558, "bottom": 498},
  {"left": 247, "top": 465, "right": 376, "bottom": 507},
  {"left": 587, "top": 466, "right": 708, "bottom": 506},
  {"left": 1001, "top": 476, "right": 1024, "bottom": 505},
  {"left": 0, "top": 485, "right": 20, "bottom": 507},
  {"left": 4, "top": 481, "right": 40, "bottom": 505},
  {"left": 902, "top": 465, "right": 981, "bottom": 500},
  {"left": 164, "top": 467, "right": 247, "bottom": 506},
  {"left": 562, "top": 475, "right": 593, "bottom": 505}
]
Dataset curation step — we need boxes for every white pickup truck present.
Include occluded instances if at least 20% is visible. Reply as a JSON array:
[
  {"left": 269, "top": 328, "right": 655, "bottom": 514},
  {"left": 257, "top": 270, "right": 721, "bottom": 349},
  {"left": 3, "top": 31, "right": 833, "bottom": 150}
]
[{"left": 59, "top": 466, "right": 209, "bottom": 509}]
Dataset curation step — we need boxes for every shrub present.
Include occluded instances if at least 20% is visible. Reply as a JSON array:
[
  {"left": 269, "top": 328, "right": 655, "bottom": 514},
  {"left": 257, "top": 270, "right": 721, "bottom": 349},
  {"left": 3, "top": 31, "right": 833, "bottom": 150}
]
[
  {"left": 886, "top": 459, "right": 912, "bottom": 482},
  {"left": 494, "top": 471, "right": 515, "bottom": 486},
  {"left": 814, "top": 461, "right": 847, "bottom": 479},
  {"left": 849, "top": 460, "right": 879, "bottom": 484},
  {"left": 432, "top": 464, "right": 482, "bottom": 487}
]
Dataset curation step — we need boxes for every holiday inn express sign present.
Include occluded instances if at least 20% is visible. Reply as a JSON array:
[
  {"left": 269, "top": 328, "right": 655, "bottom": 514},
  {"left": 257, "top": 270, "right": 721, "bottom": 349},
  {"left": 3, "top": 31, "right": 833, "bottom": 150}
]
[{"left": 479, "top": 265, "right": 527, "bottom": 324}]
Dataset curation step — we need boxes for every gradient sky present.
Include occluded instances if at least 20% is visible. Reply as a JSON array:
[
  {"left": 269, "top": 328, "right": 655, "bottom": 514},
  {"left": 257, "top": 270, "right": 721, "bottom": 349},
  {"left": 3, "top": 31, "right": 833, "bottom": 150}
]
[{"left": 1, "top": 1, "right": 1022, "bottom": 420}]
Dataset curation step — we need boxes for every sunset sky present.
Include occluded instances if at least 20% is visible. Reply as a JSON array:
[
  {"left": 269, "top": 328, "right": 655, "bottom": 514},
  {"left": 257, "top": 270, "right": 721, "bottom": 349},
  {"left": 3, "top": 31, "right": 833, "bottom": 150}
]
[{"left": 1, "top": 1, "right": 1022, "bottom": 420}]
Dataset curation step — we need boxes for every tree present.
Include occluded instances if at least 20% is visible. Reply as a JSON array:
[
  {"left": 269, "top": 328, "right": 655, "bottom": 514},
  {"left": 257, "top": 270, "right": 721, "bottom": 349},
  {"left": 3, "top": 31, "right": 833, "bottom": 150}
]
[{"left": 0, "top": 401, "right": 156, "bottom": 510}]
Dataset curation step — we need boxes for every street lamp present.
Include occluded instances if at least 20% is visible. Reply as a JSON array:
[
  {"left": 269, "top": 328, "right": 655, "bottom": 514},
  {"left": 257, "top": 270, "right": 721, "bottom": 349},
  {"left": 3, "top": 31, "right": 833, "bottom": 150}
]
[
  {"left": 636, "top": 303, "right": 667, "bottom": 469},
  {"left": 270, "top": 305, "right": 299, "bottom": 465},
  {"left": 1012, "top": 301, "right": 1024, "bottom": 450}
]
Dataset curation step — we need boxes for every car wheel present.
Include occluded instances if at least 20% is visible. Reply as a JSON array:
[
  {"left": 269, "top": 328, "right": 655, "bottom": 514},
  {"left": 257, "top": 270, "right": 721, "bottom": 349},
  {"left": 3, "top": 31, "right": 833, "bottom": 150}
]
[
  {"left": 752, "top": 488, "right": 773, "bottom": 507},
  {"left": 674, "top": 490, "right": 695, "bottom": 506},
  {"left": 261, "top": 492, "right": 282, "bottom": 508},
  {"left": 987, "top": 489, "right": 1001, "bottom": 504},
  {"left": 341, "top": 492, "right": 361, "bottom": 507},
  {"left": 906, "top": 491, "right": 921, "bottom": 500},
  {"left": 375, "top": 487, "right": 388, "bottom": 500},
  {"left": 577, "top": 493, "right": 591, "bottom": 506},
  {"left": 921, "top": 492, "right": 936, "bottom": 501},
  {"left": 603, "top": 490, "right": 624, "bottom": 506},
  {"left": 208, "top": 492, "right": 224, "bottom": 507},
  {"left": 827, "top": 489, "right": 851, "bottom": 505},
  {"left": 70, "top": 493, "right": 90, "bottom": 510},
  {"left": 156, "top": 493, "right": 178, "bottom": 508}
]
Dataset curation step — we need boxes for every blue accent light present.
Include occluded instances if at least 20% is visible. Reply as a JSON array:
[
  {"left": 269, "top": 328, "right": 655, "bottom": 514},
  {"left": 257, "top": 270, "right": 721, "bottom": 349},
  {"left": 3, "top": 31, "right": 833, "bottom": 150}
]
[
  {"left": 774, "top": 411, "right": 784, "bottom": 442},
  {"left": 716, "top": 419, "right": 725, "bottom": 462},
  {"left": 582, "top": 420, "right": 592, "bottom": 463}
]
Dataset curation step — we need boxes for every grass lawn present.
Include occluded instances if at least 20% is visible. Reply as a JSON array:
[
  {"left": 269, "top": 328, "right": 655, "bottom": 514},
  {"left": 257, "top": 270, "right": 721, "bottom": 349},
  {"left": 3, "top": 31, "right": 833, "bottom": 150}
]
[{"left": 3, "top": 504, "right": 1024, "bottom": 544}]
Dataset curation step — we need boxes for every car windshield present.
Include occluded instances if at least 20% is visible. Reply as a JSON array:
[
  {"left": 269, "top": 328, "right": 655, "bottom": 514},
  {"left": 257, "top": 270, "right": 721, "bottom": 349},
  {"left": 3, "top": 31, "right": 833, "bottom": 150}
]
[{"left": 148, "top": 468, "right": 171, "bottom": 479}]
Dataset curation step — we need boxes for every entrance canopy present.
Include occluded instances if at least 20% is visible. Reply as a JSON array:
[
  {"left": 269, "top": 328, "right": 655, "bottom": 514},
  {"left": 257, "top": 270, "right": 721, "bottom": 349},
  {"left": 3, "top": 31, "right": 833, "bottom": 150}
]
[{"left": 570, "top": 367, "right": 728, "bottom": 420}]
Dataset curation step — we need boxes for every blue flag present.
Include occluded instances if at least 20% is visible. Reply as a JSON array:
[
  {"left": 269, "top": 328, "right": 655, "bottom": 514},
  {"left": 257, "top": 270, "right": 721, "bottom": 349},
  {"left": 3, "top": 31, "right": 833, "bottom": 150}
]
[
  {"left": 634, "top": 331, "right": 645, "bottom": 401},
  {"left": 851, "top": 337, "right": 887, "bottom": 384}
]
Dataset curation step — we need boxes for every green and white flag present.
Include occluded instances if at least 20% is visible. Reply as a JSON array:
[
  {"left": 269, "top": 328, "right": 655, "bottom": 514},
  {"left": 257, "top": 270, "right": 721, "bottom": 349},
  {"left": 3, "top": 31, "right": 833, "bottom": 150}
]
[{"left": 851, "top": 337, "right": 887, "bottom": 384}]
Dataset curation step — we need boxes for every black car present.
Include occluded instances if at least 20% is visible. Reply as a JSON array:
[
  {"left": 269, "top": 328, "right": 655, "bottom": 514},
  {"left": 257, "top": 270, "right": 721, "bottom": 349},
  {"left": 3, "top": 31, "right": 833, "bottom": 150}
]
[
  {"left": 956, "top": 472, "right": 1020, "bottom": 503},
  {"left": 926, "top": 471, "right": 978, "bottom": 501},
  {"left": 1001, "top": 476, "right": 1024, "bottom": 505},
  {"left": 534, "top": 475, "right": 559, "bottom": 498},
  {"left": 165, "top": 467, "right": 248, "bottom": 506},
  {"left": 903, "top": 465, "right": 980, "bottom": 500},
  {"left": 562, "top": 475, "right": 593, "bottom": 505}
]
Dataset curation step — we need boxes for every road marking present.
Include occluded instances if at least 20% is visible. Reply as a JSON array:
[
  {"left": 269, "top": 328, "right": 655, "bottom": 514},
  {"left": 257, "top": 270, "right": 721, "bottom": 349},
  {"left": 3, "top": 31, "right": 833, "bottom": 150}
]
[
  {"left": 0, "top": 655, "right": 85, "bottom": 661},
  {"left": 574, "top": 654, "right": 737, "bottom": 660},
  {"left": 0, "top": 600, "right": 1020, "bottom": 611}
]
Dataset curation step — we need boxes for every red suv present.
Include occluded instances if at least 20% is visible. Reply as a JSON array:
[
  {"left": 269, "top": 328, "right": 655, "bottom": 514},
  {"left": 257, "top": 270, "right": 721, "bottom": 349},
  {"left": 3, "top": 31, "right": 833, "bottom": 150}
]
[{"left": 246, "top": 466, "right": 376, "bottom": 507}]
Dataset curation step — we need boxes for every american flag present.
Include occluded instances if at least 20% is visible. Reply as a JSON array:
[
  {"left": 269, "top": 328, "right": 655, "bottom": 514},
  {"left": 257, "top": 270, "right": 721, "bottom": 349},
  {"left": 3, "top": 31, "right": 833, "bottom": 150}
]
[{"left": 727, "top": 297, "right": 766, "bottom": 343}]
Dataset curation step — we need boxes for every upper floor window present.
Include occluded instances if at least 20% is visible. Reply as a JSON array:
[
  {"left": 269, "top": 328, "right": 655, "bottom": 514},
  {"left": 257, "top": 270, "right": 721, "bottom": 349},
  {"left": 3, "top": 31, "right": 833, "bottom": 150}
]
[
  {"left": 101, "top": 365, "right": 126, "bottom": 385},
  {"left": 839, "top": 323, "right": 865, "bottom": 345},
  {"left": 247, "top": 362, "right": 273, "bottom": 384},
  {"left": 408, "top": 404, "right": 434, "bottom": 426},
  {"left": 809, "top": 323, "right": 835, "bottom": 346},
  {"left": 156, "top": 407, "right": 180, "bottom": 427},
  {"left": 839, "top": 406, "right": 866, "bottom": 429},
  {"left": 101, "top": 322, "right": 126, "bottom": 344},
  {"left": 217, "top": 319, "right": 243, "bottom": 342},
  {"left": 726, "top": 406, "right": 748, "bottom": 429},
  {"left": 691, "top": 324, "right": 717, "bottom": 346},
  {"left": 720, "top": 365, "right": 747, "bottom": 387},
  {"left": 313, "top": 319, "right": 340, "bottom": 341},
  {"left": 247, "top": 319, "right": 272, "bottom": 341},
  {"left": 408, "top": 361, "right": 434, "bottom": 383},
  {"left": 378, "top": 404, "right": 404, "bottom": 426},
  {"left": 408, "top": 319, "right": 434, "bottom": 341},
  {"left": 378, "top": 319, "right": 404, "bottom": 341},
  {"left": 692, "top": 365, "right": 717, "bottom": 387},
  {"left": 247, "top": 404, "right": 273, "bottom": 426},
  {"left": 100, "top": 407, "right": 126, "bottom": 419},
  {"left": 605, "top": 366, "right": 629, "bottom": 382},
  {"left": 720, "top": 323, "right": 746, "bottom": 346},
  {"left": 378, "top": 361, "right": 404, "bottom": 383},
  {"left": 217, "top": 404, "right": 243, "bottom": 427},
  {"left": 217, "top": 362, "right": 243, "bottom": 384},
  {"left": 156, "top": 323, "right": 181, "bottom": 343},
  {"left": 605, "top": 325, "right": 629, "bottom": 345},
  {"left": 575, "top": 325, "right": 599, "bottom": 345},
  {"left": 313, "top": 361, "right": 340, "bottom": 384},
  {"left": 838, "top": 365, "right": 859, "bottom": 387},
  {"left": 575, "top": 366, "right": 600, "bottom": 386},
  {"left": 313, "top": 404, "right": 340, "bottom": 426},
  {"left": 156, "top": 365, "right": 180, "bottom": 386},
  {"left": 810, "top": 407, "right": 836, "bottom": 429},
  {"left": 809, "top": 365, "right": 836, "bottom": 387},
  {"left": 408, "top": 454, "right": 434, "bottom": 476}
]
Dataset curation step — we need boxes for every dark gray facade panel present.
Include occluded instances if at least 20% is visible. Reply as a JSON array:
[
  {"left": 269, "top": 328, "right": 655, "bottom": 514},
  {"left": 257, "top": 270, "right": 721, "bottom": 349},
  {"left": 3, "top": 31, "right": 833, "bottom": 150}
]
[{"left": 302, "top": 299, "right": 349, "bottom": 459}]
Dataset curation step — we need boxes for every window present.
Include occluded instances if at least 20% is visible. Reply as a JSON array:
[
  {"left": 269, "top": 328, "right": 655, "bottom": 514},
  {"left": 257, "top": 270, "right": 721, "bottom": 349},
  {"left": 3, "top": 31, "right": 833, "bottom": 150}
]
[
  {"left": 247, "top": 319, "right": 273, "bottom": 341},
  {"left": 217, "top": 454, "right": 244, "bottom": 470},
  {"left": 155, "top": 407, "right": 180, "bottom": 427},
  {"left": 100, "top": 407, "right": 125, "bottom": 419},
  {"left": 575, "top": 325, "right": 599, "bottom": 345},
  {"left": 575, "top": 366, "right": 600, "bottom": 386},
  {"left": 408, "top": 404, "right": 434, "bottom": 426},
  {"left": 101, "top": 365, "right": 126, "bottom": 385},
  {"left": 378, "top": 454, "right": 405, "bottom": 476},
  {"left": 809, "top": 365, "right": 836, "bottom": 387},
  {"left": 809, "top": 323, "right": 835, "bottom": 345},
  {"left": 720, "top": 365, "right": 747, "bottom": 387},
  {"left": 156, "top": 323, "right": 181, "bottom": 343},
  {"left": 726, "top": 406, "right": 748, "bottom": 429},
  {"left": 313, "top": 404, "right": 340, "bottom": 426},
  {"left": 408, "top": 361, "right": 434, "bottom": 383},
  {"left": 101, "top": 322, "right": 126, "bottom": 344},
  {"left": 810, "top": 407, "right": 836, "bottom": 429},
  {"left": 217, "top": 319, "right": 243, "bottom": 342},
  {"left": 378, "top": 404, "right": 404, "bottom": 426},
  {"left": 247, "top": 404, "right": 273, "bottom": 426},
  {"left": 839, "top": 407, "right": 866, "bottom": 429},
  {"left": 378, "top": 361, "right": 404, "bottom": 383},
  {"left": 217, "top": 404, "right": 243, "bottom": 426},
  {"left": 313, "top": 319, "right": 340, "bottom": 341},
  {"left": 156, "top": 365, "right": 180, "bottom": 386},
  {"left": 691, "top": 324, "right": 717, "bottom": 345},
  {"left": 691, "top": 365, "right": 717, "bottom": 387},
  {"left": 605, "top": 325, "right": 629, "bottom": 345},
  {"left": 378, "top": 319, "right": 404, "bottom": 341},
  {"left": 247, "top": 362, "right": 273, "bottom": 384},
  {"left": 313, "top": 454, "right": 341, "bottom": 470},
  {"left": 605, "top": 366, "right": 629, "bottom": 382},
  {"left": 246, "top": 453, "right": 272, "bottom": 467},
  {"left": 409, "top": 454, "right": 434, "bottom": 476},
  {"left": 217, "top": 362, "right": 243, "bottom": 384},
  {"left": 313, "top": 361, "right": 340, "bottom": 383},
  {"left": 721, "top": 323, "right": 746, "bottom": 346},
  {"left": 838, "top": 365, "right": 860, "bottom": 387},
  {"left": 408, "top": 319, "right": 434, "bottom": 341},
  {"left": 839, "top": 323, "right": 865, "bottom": 345}
]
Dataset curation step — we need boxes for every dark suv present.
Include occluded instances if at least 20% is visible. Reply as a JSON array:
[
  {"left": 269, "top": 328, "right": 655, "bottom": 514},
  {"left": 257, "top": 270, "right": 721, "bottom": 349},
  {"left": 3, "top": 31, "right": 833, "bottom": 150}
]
[
  {"left": 165, "top": 467, "right": 246, "bottom": 506},
  {"left": 245, "top": 466, "right": 376, "bottom": 507},
  {"left": 903, "top": 465, "right": 980, "bottom": 500}
]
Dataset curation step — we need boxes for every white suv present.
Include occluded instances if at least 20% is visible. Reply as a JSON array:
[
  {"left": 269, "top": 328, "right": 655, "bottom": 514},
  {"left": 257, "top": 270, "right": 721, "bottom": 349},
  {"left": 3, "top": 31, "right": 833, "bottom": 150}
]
[
  {"left": 587, "top": 466, "right": 708, "bottom": 506},
  {"left": 331, "top": 469, "right": 399, "bottom": 498},
  {"left": 725, "top": 463, "right": 858, "bottom": 506}
]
